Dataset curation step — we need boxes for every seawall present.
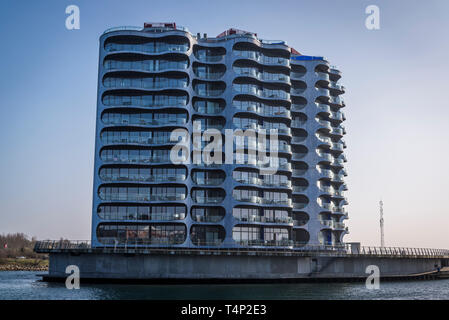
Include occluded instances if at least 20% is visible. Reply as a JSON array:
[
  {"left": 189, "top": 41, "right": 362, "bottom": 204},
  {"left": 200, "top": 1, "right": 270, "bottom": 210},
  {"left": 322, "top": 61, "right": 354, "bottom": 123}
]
[{"left": 43, "top": 252, "right": 447, "bottom": 283}]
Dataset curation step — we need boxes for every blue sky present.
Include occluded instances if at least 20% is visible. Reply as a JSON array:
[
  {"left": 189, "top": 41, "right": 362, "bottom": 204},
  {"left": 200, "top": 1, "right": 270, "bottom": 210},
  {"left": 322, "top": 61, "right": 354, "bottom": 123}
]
[{"left": 0, "top": 0, "right": 448, "bottom": 248}]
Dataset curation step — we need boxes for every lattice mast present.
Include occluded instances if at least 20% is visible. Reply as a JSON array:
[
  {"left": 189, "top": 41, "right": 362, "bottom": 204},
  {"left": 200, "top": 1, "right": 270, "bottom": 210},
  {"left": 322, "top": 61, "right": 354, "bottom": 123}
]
[{"left": 379, "top": 200, "right": 385, "bottom": 247}]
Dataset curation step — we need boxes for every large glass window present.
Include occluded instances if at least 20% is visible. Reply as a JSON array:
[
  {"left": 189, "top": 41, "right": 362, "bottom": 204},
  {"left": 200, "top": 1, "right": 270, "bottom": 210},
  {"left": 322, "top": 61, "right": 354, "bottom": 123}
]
[
  {"left": 97, "top": 223, "right": 186, "bottom": 245},
  {"left": 98, "top": 204, "right": 186, "bottom": 221}
]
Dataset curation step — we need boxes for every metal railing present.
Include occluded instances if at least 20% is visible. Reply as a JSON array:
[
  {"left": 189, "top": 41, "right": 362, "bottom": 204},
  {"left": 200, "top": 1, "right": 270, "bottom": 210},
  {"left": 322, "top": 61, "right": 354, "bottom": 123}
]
[{"left": 34, "top": 240, "right": 449, "bottom": 258}]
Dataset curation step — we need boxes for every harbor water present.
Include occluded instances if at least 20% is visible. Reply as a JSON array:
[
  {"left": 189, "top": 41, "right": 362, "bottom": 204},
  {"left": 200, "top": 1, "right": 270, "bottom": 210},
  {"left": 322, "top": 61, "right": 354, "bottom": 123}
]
[{"left": 1, "top": 271, "right": 448, "bottom": 300}]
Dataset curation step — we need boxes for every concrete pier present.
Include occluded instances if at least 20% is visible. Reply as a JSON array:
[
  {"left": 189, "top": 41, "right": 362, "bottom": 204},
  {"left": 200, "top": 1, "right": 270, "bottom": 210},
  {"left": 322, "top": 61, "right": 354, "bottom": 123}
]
[{"left": 42, "top": 251, "right": 448, "bottom": 283}]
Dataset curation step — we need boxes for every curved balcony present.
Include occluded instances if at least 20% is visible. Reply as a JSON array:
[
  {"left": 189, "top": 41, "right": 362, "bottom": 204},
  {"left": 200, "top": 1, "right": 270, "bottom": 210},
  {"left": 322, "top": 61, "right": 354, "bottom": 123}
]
[
  {"left": 101, "top": 111, "right": 188, "bottom": 128},
  {"left": 292, "top": 186, "right": 308, "bottom": 194},
  {"left": 233, "top": 66, "right": 290, "bottom": 84},
  {"left": 234, "top": 214, "right": 294, "bottom": 226},
  {"left": 233, "top": 84, "right": 290, "bottom": 100},
  {"left": 332, "top": 173, "right": 345, "bottom": 183},
  {"left": 329, "top": 96, "right": 345, "bottom": 107},
  {"left": 315, "top": 87, "right": 330, "bottom": 98},
  {"left": 315, "top": 71, "right": 330, "bottom": 82},
  {"left": 329, "top": 67, "right": 342, "bottom": 80},
  {"left": 103, "top": 77, "right": 188, "bottom": 91},
  {"left": 102, "top": 94, "right": 188, "bottom": 109},
  {"left": 193, "top": 98, "right": 225, "bottom": 115},
  {"left": 331, "top": 158, "right": 345, "bottom": 168},
  {"left": 290, "top": 71, "right": 305, "bottom": 80},
  {"left": 291, "top": 136, "right": 307, "bottom": 145},
  {"left": 191, "top": 206, "right": 225, "bottom": 223},
  {"left": 100, "top": 154, "right": 174, "bottom": 166},
  {"left": 292, "top": 202, "right": 308, "bottom": 210},
  {"left": 332, "top": 190, "right": 345, "bottom": 199},
  {"left": 292, "top": 152, "right": 307, "bottom": 162},
  {"left": 317, "top": 152, "right": 333, "bottom": 163},
  {"left": 317, "top": 119, "right": 332, "bottom": 131},
  {"left": 193, "top": 81, "right": 226, "bottom": 97},
  {"left": 104, "top": 42, "right": 189, "bottom": 55},
  {"left": 99, "top": 170, "right": 186, "bottom": 183},
  {"left": 292, "top": 169, "right": 307, "bottom": 178},
  {"left": 317, "top": 135, "right": 332, "bottom": 147},
  {"left": 331, "top": 142, "right": 344, "bottom": 152},
  {"left": 320, "top": 219, "right": 333, "bottom": 229},
  {"left": 333, "top": 222, "right": 347, "bottom": 231},
  {"left": 330, "top": 111, "right": 344, "bottom": 122},
  {"left": 291, "top": 119, "right": 306, "bottom": 128},
  {"left": 318, "top": 168, "right": 333, "bottom": 180},
  {"left": 99, "top": 192, "right": 186, "bottom": 202},
  {"left": 193, "top": 63, "right": 226, "bottom": 80},
  {"left": 193, "top": 46, "right": 226, "bottom": 63},
  {"left": 319, "top": 186, "right": 333, "bottom": 195},
  {"left": 233, "top": 50, "right": 290, "bottom": 67},
  {"left": 193, "top": 196, "right": 225, "bottom": 204},
  {"left": 291, "top": 87, "right": 306, "bottom": 96},
  {"left": 291, "top": 104, "right": 306, "bottom": 113},
  {"left": 330, "top": 127, "right": 344, "bottom": 137},
  {"left": 103, "top": 59, "right": 189, "bottom": 74},
  {"left": 100, "top": 132, "right": 181, "bottom": 147},
  {"left": 320, "top": 202, "right": 333, "bottom": 212},
  {"left": 333, "top": 206, "right": 347, "bottom": 216},
  {"left": 190, "top": 225, "right": 226, "bottom": 246},
  {"left": 316, "top": 103, "right": 331, "bottom": 115},
  {"left": 233, "top": 100, "right": 291, "bottom": 119},
  {"left": 329, "top": 82, "right": 345, "bottom": 93}
]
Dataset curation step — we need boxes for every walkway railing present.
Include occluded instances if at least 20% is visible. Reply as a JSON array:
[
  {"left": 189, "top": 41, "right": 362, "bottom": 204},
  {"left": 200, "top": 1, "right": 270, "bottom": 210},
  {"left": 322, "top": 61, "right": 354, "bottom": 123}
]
[{"left": 34, "top": 240, "right": 449, "bottom": 258}]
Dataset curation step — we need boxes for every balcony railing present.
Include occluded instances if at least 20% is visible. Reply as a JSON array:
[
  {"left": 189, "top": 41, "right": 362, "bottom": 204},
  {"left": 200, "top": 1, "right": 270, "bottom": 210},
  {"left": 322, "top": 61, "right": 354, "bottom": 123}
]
[{"left": 34, "top": 241, "right": 449, "bottom": 259}]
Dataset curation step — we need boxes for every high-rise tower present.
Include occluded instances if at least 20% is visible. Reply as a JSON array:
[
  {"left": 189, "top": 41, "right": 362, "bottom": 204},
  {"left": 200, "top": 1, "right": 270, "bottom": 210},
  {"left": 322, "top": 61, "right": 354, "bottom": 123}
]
[{"left": 91, "top": 23, "right": 348, "bottom": 249}]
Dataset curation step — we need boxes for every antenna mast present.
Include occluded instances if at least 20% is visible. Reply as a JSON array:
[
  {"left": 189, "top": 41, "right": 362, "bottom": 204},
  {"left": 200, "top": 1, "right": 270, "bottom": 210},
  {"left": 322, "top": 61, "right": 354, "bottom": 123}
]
[{"left": 379, "top": 200, "right": 385, "bottom": 247}]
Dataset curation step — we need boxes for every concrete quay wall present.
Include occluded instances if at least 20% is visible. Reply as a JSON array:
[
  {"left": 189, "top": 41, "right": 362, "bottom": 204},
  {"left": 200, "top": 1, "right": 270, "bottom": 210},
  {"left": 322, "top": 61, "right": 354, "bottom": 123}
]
[{"left": 46, "top": 252, "right": 446, "bottom": 282}]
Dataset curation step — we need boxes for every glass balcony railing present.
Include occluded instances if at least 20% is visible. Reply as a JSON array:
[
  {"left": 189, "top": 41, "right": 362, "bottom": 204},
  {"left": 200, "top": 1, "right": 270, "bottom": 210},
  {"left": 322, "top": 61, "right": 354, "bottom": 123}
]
[
  {"left": 292, "top": 153, "right": 307, "bottom": 161},
  {"left": 233, "top": 84, "right": 290, "bottom": 99},
  {"left": 318, "top": 169, "right": 333, "bottom": 179},
  {"left": 320, "top": 220, "right": 333, "bottom": 228},
  {"left": 235, "top": 215, "right": 293, "bottom": 224},
  {"left": 235, "top": 177, "right": 291, "bottom": 188},
  {"left": 103, "top": 117, "right": 187, "bottom": 127},
  {"left": 292, "top": 186, "right": 307, "bottom": 193},
  {"left": 101, "top": 156, "right": 172, "bottom": 164},
  {"left": 100, "top": 174, "right": 186, "bottom": 183},
  {"left": 103, "top": 78, "right": 188, "bottom": 90},
  {"left": 234, "top": 50, "right": 290, "bottom": 66},
  {"left": 99, "top": 193, "right": 185, "bottom": 202},
  {"left": 291, "top": 104, "right": 306, "bottom": 112},
  {"left": 317, "top": 152, "right": 333, "bottom": 162},
  {"left": 315, "top": 72, "right": 330, "bottom": 82},
  {"left": 317, "top": 104, "right": 331, "bottom": 113},
  {"left": 290, "top": 72, "right": 305, "bottom": 79},
  {"left": 316, "top": 87, "right": 330, "bottom": 97},
  {"left": 104, "top": 60, "right": 188, "bottom": 72},
  {"left": 233, "top": 102, "right": 290, "bottom": 118},
  {"left": 292, "top": 169, "right": 307, "bottom": 176},
  {"left": 193, "top": 196, "right": 224, "bottom": 204},
  {"left": 195, "top": 53, "right": 224, "bottom": 63},
  {"left": 105, "top": 42, "right": 189, "bottom": 54},
  {"left": 194, "top": 71, "right": 225, "bottom": 80},
  {"left": 102, "top": 136, "right": 178, "bottom": 145},
  {"left": 234, "top": 67, "right": 289, "bottom": 82},
  {"left": 331, "top": 142, "right": 344, "bottom": 151}
]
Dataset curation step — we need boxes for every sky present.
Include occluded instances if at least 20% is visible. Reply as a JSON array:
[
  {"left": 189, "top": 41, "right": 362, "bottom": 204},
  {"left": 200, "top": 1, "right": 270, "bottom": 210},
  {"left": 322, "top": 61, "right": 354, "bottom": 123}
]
[{"left": 0, "top": 0, "right": 448, "bottom": 248}]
